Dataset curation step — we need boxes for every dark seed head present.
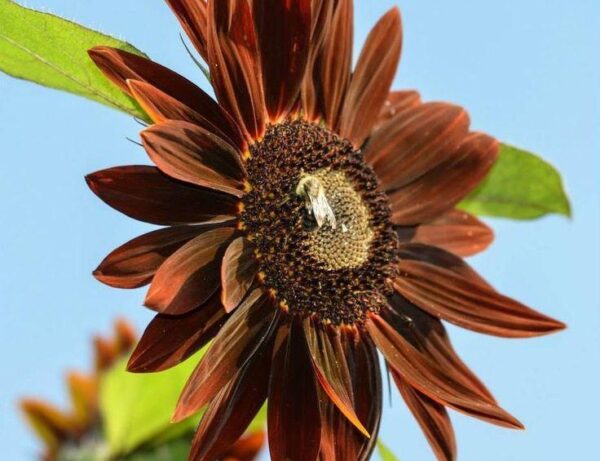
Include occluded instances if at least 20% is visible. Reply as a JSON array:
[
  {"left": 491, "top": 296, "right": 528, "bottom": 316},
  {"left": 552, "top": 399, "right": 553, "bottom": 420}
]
[{"left": 241, "top": 119, "right": 398, "bottom": 325}]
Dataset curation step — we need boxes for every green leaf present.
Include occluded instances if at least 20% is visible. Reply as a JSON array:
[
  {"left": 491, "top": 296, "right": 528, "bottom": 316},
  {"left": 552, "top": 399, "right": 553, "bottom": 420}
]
[
  {"left": 459, "top": 143, "right": 571, "bottom": 220},
  {"left": 0, "top": 0, "right": 148, "bottom": 119},
  {"left": 99, "top": 348, "right": 207, "bottom": 456},
  {"left": 377, "top": 440, "right": 400, "bottom": 461}
]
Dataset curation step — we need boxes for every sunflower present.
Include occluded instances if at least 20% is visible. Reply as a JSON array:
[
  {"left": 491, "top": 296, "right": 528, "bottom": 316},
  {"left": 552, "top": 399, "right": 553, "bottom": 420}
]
[
  {"left": 19, "top": 319, "right": 264, "bottom": 461},
  {"left": 20, "top": 320, "right": 136, "bottom": 460},
  {"left": 85, "top": 1, "right": 565, "bottom": 460}
]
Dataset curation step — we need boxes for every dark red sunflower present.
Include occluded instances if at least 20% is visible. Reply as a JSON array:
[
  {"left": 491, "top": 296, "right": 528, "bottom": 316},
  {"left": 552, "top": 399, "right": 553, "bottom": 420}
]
[{"left": 85, "top": 1, "right": 565, "bottom": 460}]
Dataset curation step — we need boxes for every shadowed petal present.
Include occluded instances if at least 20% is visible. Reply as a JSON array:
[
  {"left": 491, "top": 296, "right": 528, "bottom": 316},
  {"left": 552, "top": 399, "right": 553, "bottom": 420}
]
[
  {"left": 225, "top": 431, "right": 265, "bottom": 461},
  {"left": 94, "top": 225, "right": 206, "bottom": 289},
  {"left": 366, "top": 103, "right": 470, "bottom": 191},
  {"left": 174, "top": 289, "right": 277, "bottom": 421},
  {"left": 303, "top": 319, "right": 369, "bottom": 437},
  {"left": 145, "top": 227, "right": 235, "bottom": 314},
  {"left": 165, "top": 0, "right": 209, "bottom": 60},
  {"left": 88, "top": 47, "right": 244, "bottom": 148},
  {"left": 269, "top": 320, "right": 321, "bottom": 461},
  {"left": 375, "top": 90, "right": 421, "bottom": 128},
  {"left": 127, "top": 80, "right": 244, "bottom": 149},
  {"left": 20, "top": 400, "right": 78, "bottom": 452},
  {"left": 385, "top": 297, "right": 495, "bottom": 403},
  {"left": 254, "top": 0, "right": 312, "bottom": 121},
  {"left": 128, "top": 294, "right": 228, "bottom": 373},
  {"left": 393, "top": 253, "right": 566, "bottom": 337},
  {"left": 86, "top": 166, "right": 239, "bottom": 226},
  {"left": 317, "top": 0, "right": 353, "bottom": 129},
  {"left": 141, "top": 120, "right": 245, "bottom": 197},
  {"left": 320, "top": 331, "right": 382, "bottom": 461},
  {"left": 301, "top": 0, "right": 335, "bottom": 121},
  {"left": 397, "top": 210, "right": 494, "bottom": 257},
  {"left": 393, "top": 373, "right": 456, "bottom": 461},
  {"left": 189, "top": 329, "right": 272, "bottom": 461},
  {"left": 221, "top": 237, "right": 259, "bottom": 313},
  {"left": 339, "top": 8, "right": 402, "bottom": 147},
  {"left": 207, "top": 0, "right": 266, "bottom": 141},
  {"left": 388, "top": 133, "right": 499, "bottom": 225},
  {"left": 366, "top": 314, "right": 524, "bottom": 429}
]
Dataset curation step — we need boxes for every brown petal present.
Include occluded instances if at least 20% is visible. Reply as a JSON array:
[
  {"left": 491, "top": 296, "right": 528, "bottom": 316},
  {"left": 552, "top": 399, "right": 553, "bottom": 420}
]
[
  {"left": 393, "top": 373, "right": 456, "bottom": 461},
  {"left": 375, "top": 90, "right": 421, "bottom": 128},
  {"left": 94, "top": 336, "right": 118, "bottom": 372},
  {"left": 94, "top": 225, "right": 206, "bottom": 289},
  {"left": 165, "top": 0, "right": 209, "bottom": 60},
  {"left": 254, "top": 0, "right": 312, "bottom": 121},
  {"left": 320, "top": 331, "right": 382, "bottom": 461},
  {"left": 88, "top": 47, "right": 244, "bottom": 149},
  {"left": 145, "top": 227, "right": 235, "bottom": 314},
  {"left": 225, "top": 431, "right": 266, "bottom": 461},
  {"left": 338, "top": 8, "right": 402, "bottom": 147},
  {"left": 385, "top": 297, "right": 495, "bottom": 404},
  {"left": 189, "top": 330, "right": 272, "bottom": 461},
  {"left": 114, "top": 318, "right": 137, "bottom": 353},
  {"left": 20, "top": 400, "right": 78, "bottom": 451},
  {"left": 66, "top": 372, "right": 97, "bottom": 425},
  {"left": 268, "top": 320, "right": 321, "bottom": 461},
  {"left": 366, "top": 103, "right": 470, "bottom": 191},
  {"left": 141, "top": 120, "right": 246, "bottom": 197},
  {"left": 221, "top": 237, "right": 258, "bottom": 313},
  {"left": 388, "top": 133, "right": 499, "bottom": 225},
  {"left": 303, "top": 320, "right": 369, "bottom": 437},
  {"left": 174, "top": 289, "right": 277, "bottom": 421},
  {"left": 207, "top": 0, "right": 266, "bottom": 141},
  {"left": 301, "top": 0, "right": 335, "bottom": 121},
  {"left": 366, "top": 314, "right": 524, "bottom": 429},
  {"left": 86, "top": 166, "right": 239, "bottom": 226},
  {"left": 127, "top": 80, "right": 244, "bottom": 150},
  {"left": 128, "top": 294, "right": 228, "bottom": 373},
  {"left": 397, "top": 210, "right": 494, "bottom": 257},
  {"left": 393, "top": 257, "right": 566, "bottom": 338},
  {"left": 317, "top": 0, "right": 353, "bottom": 129}
]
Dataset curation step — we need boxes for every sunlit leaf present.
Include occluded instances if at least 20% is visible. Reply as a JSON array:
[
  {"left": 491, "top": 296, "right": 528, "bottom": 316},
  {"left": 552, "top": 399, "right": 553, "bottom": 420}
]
[
  {"left": 0, "top": 0, "right": 148, "bottom": 119},
  {"left": 99, "top": 348, "right": 207, "bottom": 456},
  {"left": 377, "top": 440, "right": 400, "bottom": 461},
  {"left": 459, "top": 143, "right": 571, "bottom": 219}
]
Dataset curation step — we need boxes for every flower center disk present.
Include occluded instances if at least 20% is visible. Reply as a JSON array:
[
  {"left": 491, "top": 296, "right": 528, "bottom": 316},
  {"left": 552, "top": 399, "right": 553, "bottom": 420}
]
[{"left": 242, "top": 120, "right": 398, "bottom": 325}]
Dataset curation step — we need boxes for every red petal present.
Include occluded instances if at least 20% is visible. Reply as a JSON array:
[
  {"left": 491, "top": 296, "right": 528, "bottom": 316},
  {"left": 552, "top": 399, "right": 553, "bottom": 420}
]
[
  {"left": 141, "top": 120, "right": 245, "bottom": 197},
  {"left": 303, "top": 320, "right": 369, "bottom": 437},
  {"left": 397, "top": 210, "right": 494, "bottom": 257},
  {"left": 338, "top": 8, "right": 402, "bottom": 147},
  {"left": 207, "top": 0, "right": 266, "bottom": 141},
  {"left": 189, "top": 331, "right": 271, "bottom": 461},
  {"left": 366, "top": 103, "right": 470, "bottom": 191},
  {"left": 94, "top": 225, "right": 206, "bottom": 289},
  {"left": 221, "top": 237, "right": 258, "bottom": 313},
  {"left": 301, "top": 0, "right": 335, "bottom": 121},
  {"left": 366, "top": 314, "right": 524, "bottom": 429},
  {"left": 386, "top": 296, "right": 495, "bottom": 404},
  {"left": 375, "top": 90, "right": 421, "bottom": 128},
  {"left": 393, "top": 373, "right": 457, "bottom": 461},
  {"left": 88, "top": 47, "right": 245, "bottom": 149},
  {"left": 388, "top": 133, "right": 499, "bottom": 225},
  {"left": 254, "top": 0, "right": 312, "bottom": 121},
  {"left": 145, "top": 227, "right": 234, "bottom": 314},
  {"left": 320, "top": 331, "right": 382, "bottom": 461},
  {"left": 165, "top": 0, "right": 209, "bottom": 60},
  {"left": 224, "top": 431, "right": 266, "bottom": 461},
  {"left": 394, "top": 255, "right": 566, "bottom": 338},
  {"left": 268, "top": 320, "right": 321, "bottom": 461},
  {"left": 128, "top": 294, "right": 227, "bottom": 373},
  {"left": 174, "top": 289, "right": 277, "bottom": 421},
  {"left": 127, "top": 80, "right": 244, "bottom": 150},
  {"left": 86, "top": 165, "right": 238, "bottom": 226},
  {"left": 316, "top": 0, "right": 353, "bottom": 129}
]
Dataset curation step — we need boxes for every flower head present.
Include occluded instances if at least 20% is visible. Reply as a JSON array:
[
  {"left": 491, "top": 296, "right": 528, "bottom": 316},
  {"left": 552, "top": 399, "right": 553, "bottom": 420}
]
[{"left": 86, "top": 1, "right": 565, "bottom": 460}]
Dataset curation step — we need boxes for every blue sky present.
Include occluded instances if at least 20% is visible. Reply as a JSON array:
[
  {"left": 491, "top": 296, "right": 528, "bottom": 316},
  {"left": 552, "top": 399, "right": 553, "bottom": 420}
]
[{"left": 0, "top": 1, "right": 598, "bottom": 460}]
